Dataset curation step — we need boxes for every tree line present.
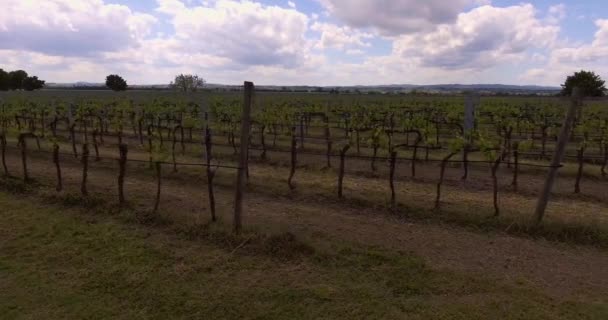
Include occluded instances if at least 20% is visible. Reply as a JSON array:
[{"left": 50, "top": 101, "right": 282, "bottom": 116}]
[
  {"left": 106, "top": 74, "right": 205, "bottom": 92},
  {"left": 0, "top": 69, "right": 45, "bottom": 91}
]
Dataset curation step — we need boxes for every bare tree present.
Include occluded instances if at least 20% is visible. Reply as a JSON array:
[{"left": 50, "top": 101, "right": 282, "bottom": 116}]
[{"left": 171, "top": 74, "right": 206, "bottom": 92}]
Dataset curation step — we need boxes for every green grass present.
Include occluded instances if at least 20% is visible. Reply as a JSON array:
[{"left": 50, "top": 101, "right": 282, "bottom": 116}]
[{"left": 0, "top": 191, "right": 607, "bottom": 319}]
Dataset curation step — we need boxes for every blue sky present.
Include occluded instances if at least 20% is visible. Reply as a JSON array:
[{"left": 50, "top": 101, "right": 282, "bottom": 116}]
[{"left": 1, "top": 0, "right": 607, "bottom": 86}]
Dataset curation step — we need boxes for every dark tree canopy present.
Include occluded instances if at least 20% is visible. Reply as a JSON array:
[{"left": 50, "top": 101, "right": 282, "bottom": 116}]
[
  {"left": 561, "top": 70, "right": 606, "bottom": 97},
  {"left": 8, "top": 70, "right": 28, "bottom": 90},
  {"left": 171, "top": 74, "right": 205, "bottom": 92},
  {"left": 0, "top": 69, "right": 9, "bottom": 91},
  {"left": 106, "top": 74, "right": 128, "bottom": 91},
  {"left": 0, "top": 69, "right": 45, "bottom": 91},
  {"left": 22, "top": 76, "right": 46, "bottom": 91}
]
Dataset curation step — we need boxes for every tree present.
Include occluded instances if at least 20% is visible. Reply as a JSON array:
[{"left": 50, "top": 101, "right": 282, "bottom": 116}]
[
  {"left": 22, "top": 76, "right": 45, "bottom": 91},
  {"left": 561, "top": 70, "right": 606, "bottom": 97},
  {"left": 0, "top": 69, "right": 9, "bottom": 91},
  {"left": 106, "top": 74, "right": 128, "bottom": 91},
  {"left": 8, "top": 70, "right": 28, "bottom": 90},
  {"left": 171, "top": 74, "right": 205, "bottom": 92}
]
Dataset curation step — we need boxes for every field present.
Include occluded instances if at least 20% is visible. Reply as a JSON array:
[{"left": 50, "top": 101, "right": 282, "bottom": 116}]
[{"left": 1, "top": 89, "right": 608, "bottom": 318}]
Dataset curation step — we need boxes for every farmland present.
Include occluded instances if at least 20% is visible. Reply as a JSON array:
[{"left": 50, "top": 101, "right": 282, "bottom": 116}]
[{"left": 1, "top": 88, "right": 608, "bottom": 318}]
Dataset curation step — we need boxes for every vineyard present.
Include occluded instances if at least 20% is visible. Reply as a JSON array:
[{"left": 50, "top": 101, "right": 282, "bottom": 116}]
[
  {"left": 2, "top": 85, "right": 608, "bottom": 318},
  {"left": 1, "top": 87, "right": 608, "bottom": 244}
]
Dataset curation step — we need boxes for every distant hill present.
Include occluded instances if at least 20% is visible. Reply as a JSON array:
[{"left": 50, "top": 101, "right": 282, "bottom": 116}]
[{"left": 43, "top": 82, "right": 561, "bottom": 95}]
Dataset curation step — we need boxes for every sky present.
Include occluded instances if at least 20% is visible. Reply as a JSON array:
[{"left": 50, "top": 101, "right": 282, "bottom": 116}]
[{"left": 1, "top": 0, "right": 607, "bottom": 86}]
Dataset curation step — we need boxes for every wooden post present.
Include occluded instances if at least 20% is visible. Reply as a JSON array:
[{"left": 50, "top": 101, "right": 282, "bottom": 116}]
[
  {"left": 435, "top": 152, "right": 458, "bottom": 210},
  {"left": 118, "top": 144, "right": 128, "bottom": 205},
  {"left": 0, "top": 133, "right": 7, "bottom": 176},
  {"left": 70, "top": 123, "right": 78, "bottom": 158},
  {"left": 53, "top": 144, "right": 62, "bottom": 191},
  {"left": 389, "top": 151, "right": 397, "bottom": 208},
  {"left": 205, "top": 125, "right": 217, "bottom": 222},
  {"left": 81, "top": 144, "right": 89, "bottom": 196},
  {"left": 462, "top": 92, "right": 478, "bottom": 180},
  {"left": 299, "top": 114, "right": 305, "bottom": 150},
  {"left": 19, "top": 134, "right": 28, "bottom": 182},
  {"left": 534, "top": 88, "right": 582, "bottom": 224},
  {"left": 574, "top": 146, "right": 584, "bottom": 194},
  {"left": 338, "top": 145, "right": 350, "bottom": 198},
  {"left": 234, "top": 81, "right": 253, "bottom": 234},
  {"left": 153, "top": 162, "right": 161, "bottom": 213},
  {"left": 325, "top": 116, "right": 332, "bottom": 168},
  {"left": 92, "top": 130, "right": 100, "bottom": 161},
  {"left": 511, "top": 142, "right": 519, "bottom": 192},
  {"left": 288, "top": 127, "right": 297, "bottom": 190}
]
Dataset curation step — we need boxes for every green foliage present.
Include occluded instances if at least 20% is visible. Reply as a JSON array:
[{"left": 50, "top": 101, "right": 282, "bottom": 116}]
[
  {"left": 105, "top": 74, "right": 128, "bottom": 91},
  {"left": 447, "top": 135, "right": 465, "bottom": 153},
  {"left": 8, "top": 70, "right": 28, "bottom": 90},
  {"left": 171, "top": 74, "right": 205, "bottom": 93},
  {"left": 561, "top": 70, "right": 606, "bottom": 97},
  {"left": 366, "top": 126, "right": 388, "bottom": 150},
  {"left": 22, "top": 76, "right": 45, "bottom": 91},
  {"left": 518, "top": 139, "right": 534, "bottom": 152},
  {"left": 0, "top": 68, "right": 9, "bottom": 91},
  {"left": 149, "top": 138, "right": 169, "bottom": 162},
  {"left": 0, "top": 70, "right": 45, "bottom": 91},
  {"left": 476, "top": 131, "right": 501, "bottom": 161}
]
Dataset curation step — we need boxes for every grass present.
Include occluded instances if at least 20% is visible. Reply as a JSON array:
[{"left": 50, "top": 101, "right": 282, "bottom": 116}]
[
  {"left": 1, "top": 191, "right": 607, "bottom": 319},
  {"left": 6, "top": 142, "right": 608, "bottom": 248}
]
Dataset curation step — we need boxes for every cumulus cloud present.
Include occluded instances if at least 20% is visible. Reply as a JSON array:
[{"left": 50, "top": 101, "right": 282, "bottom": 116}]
[
  {"left": 156, "top": 0, "right": 311, "bottom": 68},
  {"left": 392, "top": 4, "right": 559, "bottom": 70},
  {"left": 316, "top": 0, "right": 477, "bottom": 35},
  {"left": 546, "top": 4, "right": 567, "bottom": 24},
  {"left": 311, "top": 22, "right": 372, "bottom": 50},
  {"left": 0, "top": 0, "right": 602, "bottom": 87},
  {"left": 522, "top": 19, "right": 608, "bottom": 85},
  {"left": 0, "top": 0, "right": 156, "bottom": 56}
]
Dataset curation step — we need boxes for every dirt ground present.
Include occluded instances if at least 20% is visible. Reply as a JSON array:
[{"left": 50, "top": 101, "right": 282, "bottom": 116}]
[{"left": 2, "top": 136, "right": 607, "bottom": 305}]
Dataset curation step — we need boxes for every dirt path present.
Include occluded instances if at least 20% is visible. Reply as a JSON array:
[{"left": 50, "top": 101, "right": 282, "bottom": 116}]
[{"left": 3, "top": 149, "right": 608, "bottom": 304}]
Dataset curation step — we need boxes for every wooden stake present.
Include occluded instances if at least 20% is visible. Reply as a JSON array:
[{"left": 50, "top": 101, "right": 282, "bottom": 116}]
[
  {"left": 0, "top": 133, "right": 7, "bottom": 176},
  {"left": 534, "top": 88, "right": 582, "bottom": 224},
  {"left": 389, "top": 151, "right": 397, "bottom": 208},
  {"left": 53, "top": 144, "right": 62, "bottom": 192},
  {"left": 118, "top": 144, "right": 128, "bottom": 205},
  {"left": 205, "top": 125, "right": 216, "bottom": 222},
  {"left": 234, "top": 81, "right": 253, "bottom": 234},
  {"left": 81, "top": 144, "right": 89, "bottom": 196},
  {"left": 153, "top": 162, "right": 161, "bottom": 213},
  {"left": 288, "top": 127, "right": 297, "bottom": 190},
  {"left": 19, "top": 134, "right": 28, "bottom": 182},
  {"left": 338, "top": 145, "right": 350, "bottom": 198}
]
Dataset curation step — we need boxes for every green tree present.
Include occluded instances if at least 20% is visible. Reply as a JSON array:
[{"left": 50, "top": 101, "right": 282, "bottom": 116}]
[
  {"left": 105, "top": 74, "right": 128, "bottom": 91},
  {"left": 8, "top": 70, "right": 28, "bottom": 90},
  {"left": 171, "top": 74, "right": 205, "bottom": 92},
  {"left": 22, "top": 76, "right": 45, "bottom": 91},
  {"left": 561, "top": 70, "right": 606, "bottom": 97},
  {"left": 0, "top": 69, "right": 9, "bottom": 91}
]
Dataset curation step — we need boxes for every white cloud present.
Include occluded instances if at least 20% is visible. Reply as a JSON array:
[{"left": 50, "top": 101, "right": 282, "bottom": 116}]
[
  {"left": 0, "top": 0, "right": 156, "bottom": 56},
  {"left": 156, "top": 0, "right": 311, "bottom": 67},
  {"left": 346, "top": 49, "right": 364, "bottom": 55},
  {"left": 0, "top": 0, "right": 601, "bottom": 87},
  {"left": 521, "top": 19, "right": 608, "bottom": 85},
  {"left": 311, "top": 22, "right": 372, "bottom": 50},
  {"left": 546, "top": 4, "right": 566, "bottom": 24},
  {"left": 317, "top": 0, "right": 478, "bottom": 35},
  {"left": 392, "top": 4, "right": 559, "bottom": 70}
]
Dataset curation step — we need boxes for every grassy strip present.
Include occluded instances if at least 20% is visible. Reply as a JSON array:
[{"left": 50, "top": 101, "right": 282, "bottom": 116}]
[
  {"left": 3, "top": 146, "right": 608, "bottom": 249},
  {"left": 1, "top": 191, "right": 607, "bottom": 319}
]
